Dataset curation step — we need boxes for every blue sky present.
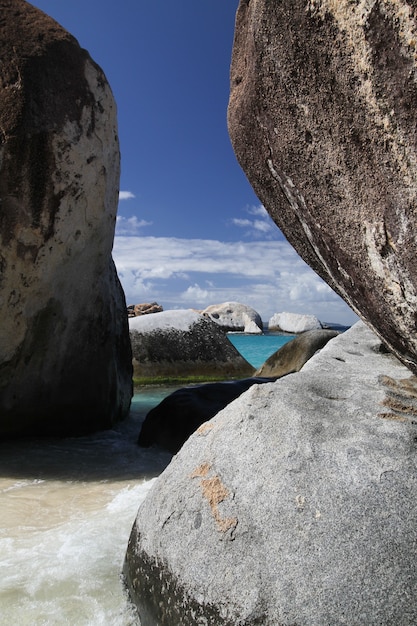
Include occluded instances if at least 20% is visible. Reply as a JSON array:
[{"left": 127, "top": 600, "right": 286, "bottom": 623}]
[{"left": 30, "top": 0, "right": 357, "bottom": 325}]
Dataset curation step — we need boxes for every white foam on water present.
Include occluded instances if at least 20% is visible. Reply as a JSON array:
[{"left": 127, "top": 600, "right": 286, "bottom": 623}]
[
  {"left": 0, "top": 389, "right": 176, "bottom": 624},
  {"left": 0, "top": 478, "right": 46, "bottom": 493},
  {"left": 0, "top": 478, "right": 157, "bottom": 625}
]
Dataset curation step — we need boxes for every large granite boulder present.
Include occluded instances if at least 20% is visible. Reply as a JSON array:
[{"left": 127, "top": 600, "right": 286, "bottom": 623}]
[
  {"left": 203, "top": 301, "right": 263, "bottom": 333},
  {"left": 0, "top": 0, "right": 132, "bottom": 436},
  {"left": 268, "top": 311, "right": 322, "bottom": 333},
  {"left": 130, "top": 309, "right": 254, "bottom": 379},
  {"left": 124, "top": 323, "right": 417, "bottom": 624},
  {"left": 228, "top": 0, "right": 417, "bottom": 373},
  {"left": 138, "top": 377, "right": 277, "bottom": 454},
  {"left": 255, "top": 328, "right": 338, "bottom": 377}
]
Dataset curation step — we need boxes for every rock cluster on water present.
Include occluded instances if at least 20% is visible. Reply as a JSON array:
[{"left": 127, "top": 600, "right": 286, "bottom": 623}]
[
  {"left": 0, "top": 1, "right": 132, "bottom": 435},
  {"left": 268, "top": 311, "right": 322, "bottom": 333},
  {"left": 129, "top": 309, "right": 254, "bottom": 379},
  {"left": 124, "top": 323, "right": 417, "bottom": 625},
  {"left": 202, "top": 301, "right": 263, "bottom": 333},
  {"left": 228, "top": 0, "right": 417, "bottom": 373}
]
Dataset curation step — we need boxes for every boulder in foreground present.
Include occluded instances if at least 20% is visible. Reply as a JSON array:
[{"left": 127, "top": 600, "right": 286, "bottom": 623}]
[
  {"left": 124, "top": 323, "right": 417, "bottom": 625},
  {"left": 130, "top": 309, "right": 254, "bottom": 379},
  {"left": 0, "top": 0, "right": 132, "bottom": 436}
]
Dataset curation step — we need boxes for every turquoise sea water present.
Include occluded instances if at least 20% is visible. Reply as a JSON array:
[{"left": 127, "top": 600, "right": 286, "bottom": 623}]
[{"left": 227, "top": 332, "right": 295, "bottom": 369}]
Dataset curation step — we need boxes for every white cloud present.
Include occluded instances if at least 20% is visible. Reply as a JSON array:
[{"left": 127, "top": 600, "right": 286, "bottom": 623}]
[
  {"left": 232, "top": 218, "right": 252, "bottom": 228},
  {"left": 247, "top": 205, "right": 268, "bottom": 217},
  {"left": 112, "top": 234, "right": 358, "bottom": 325},
  {"left": 114, "top": 236, "right": 289, "bottom": 279},
  {"left": 231, "top": 204, "right": 277, "bottom": 239},
  {"left": 115, "top": 215, "right": 152, "bottom": 236},
  {"left": 118, "top": 191, "right": 136, "bottom": 201},
  {"left": 180, "top": 284, "right": 211, "bottom": 305},
  {"left": 253, "top": 219, "right": 273, "bottom": 233}
]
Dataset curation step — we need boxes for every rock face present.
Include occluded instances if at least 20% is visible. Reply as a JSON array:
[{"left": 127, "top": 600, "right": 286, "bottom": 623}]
[
  {"left": 203, "top": 301, "right": 262, "bottom": 333},
  {"left": 255, "top": 328, "right": 338, "bottom": 377},
  {"left": 228, "top": 0, "right": 417, "bottom": 373},
  {"left": 129, "top": 309, "right": 254, "bottom": 379},
  {"left": 0, "top": 1, "right": 132, "bottom": 436},
  {"left": 124, "top": 323, "right": 417, "bottom": 625},
  {"left": 138, "top": 377, "right": 277, "bottom": 454},
  {"left": 268, "top": 311, "right": 322, "bottom": 333}
]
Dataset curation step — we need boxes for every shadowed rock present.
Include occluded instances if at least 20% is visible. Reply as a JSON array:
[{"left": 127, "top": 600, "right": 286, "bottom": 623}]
[
  {"left": 255, "top": 329, "right": 338, "bottom": 377},
  {"left": 138, "top": 377, "right": 277, "bottom": 454},
  {"left": 0, "top": 1, "right": 132, "bottom": 436},
  {"left": 228, "top": 0, "right": 417, "bottom": 373},
  {"left": 130, "top": 309, "right": 255, "bottom": 380}
]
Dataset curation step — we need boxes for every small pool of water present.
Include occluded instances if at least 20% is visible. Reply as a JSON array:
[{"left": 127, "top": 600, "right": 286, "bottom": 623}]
[{"left": 227, "top": 332, "right": 295, "bottom": 369}]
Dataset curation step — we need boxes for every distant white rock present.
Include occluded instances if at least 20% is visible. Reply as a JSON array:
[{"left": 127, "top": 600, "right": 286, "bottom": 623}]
[
  {"left": 268, "top": 311, "right": 322, "bottom": 333},
  {"left": 129, "top": 309, "right": 201, "bottom": 333},
  {"left": 202, "top": 302, "right": 263, "bottom": 333},
  {"left": 242, "top": 316, "right": 262, "bottom": 334}
]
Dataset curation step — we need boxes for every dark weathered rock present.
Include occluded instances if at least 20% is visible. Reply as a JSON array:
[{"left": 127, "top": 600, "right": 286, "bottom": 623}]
[
  {"left": 138, "top": 377, "right": 277, "bottom": 453},
  {"left": 124, "top": 323, "right": 417, "bottom": 625},
  {"left": 255, "top": 328, "right": 338, "bottom": 377},
  {"left": 228, "top": 0, "right": 417, "bottom": 373},
  {"left": 129, "top": 309, "right": 254, "bottom": 379},
  {"left": 0, "top": 0, "right": 132, "bottom": 436}
]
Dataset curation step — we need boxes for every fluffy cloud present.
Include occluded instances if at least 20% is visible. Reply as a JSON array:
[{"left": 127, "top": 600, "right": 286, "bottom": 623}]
[
  {"left": 180, "top": 283, "right": 212, "bottom": 304},
  {"left": 118, "top": 191, "right": 136, "bottom": 201},
  {"left": 231, "top": 204, "right": 278, "bottom": 239},
  {"left": 112, "top": 234, "right": 358, "bottom": 325},
  {"left": 115, "top": 215, "right": 152, "bottom": 235}
]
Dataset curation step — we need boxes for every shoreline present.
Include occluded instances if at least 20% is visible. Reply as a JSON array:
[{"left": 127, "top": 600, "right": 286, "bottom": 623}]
[{"left": 133, "top": 374, "right": 248, "bottom": 388}]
